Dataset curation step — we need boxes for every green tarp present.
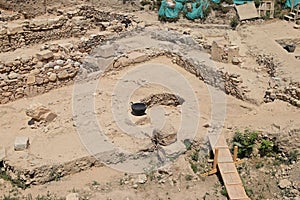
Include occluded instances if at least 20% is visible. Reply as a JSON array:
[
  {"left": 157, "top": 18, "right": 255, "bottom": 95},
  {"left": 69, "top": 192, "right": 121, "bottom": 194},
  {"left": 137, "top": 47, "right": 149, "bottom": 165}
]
[
  {"left": 285, "top": 0, "right": 300, "bottom": 8},
  {"left": 233, "top": 0, "right": 254, "bottom": 5},
  {"left": 186, "top": 0, "right": 210, "bottom": 19},
  {"left": 158, "top": 1, "right": 184, "bottom": 19},
  {"left": 158, "top": 0, "right": 209, "bottom": 20}
]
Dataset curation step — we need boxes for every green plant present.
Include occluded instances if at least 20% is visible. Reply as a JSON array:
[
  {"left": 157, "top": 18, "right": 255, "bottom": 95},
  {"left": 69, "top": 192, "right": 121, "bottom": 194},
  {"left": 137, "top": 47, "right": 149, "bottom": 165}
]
[
  {"left": 254, "top": 0, "right": 260, "bottom": 7},
  {"left": 232, "top": 129, "right": 258, "bottom": 158},
  {"left": 258, "top": 139, "right": 274, "bottom": 157},
  {"left": 49, "top": 170, "right": 61, "bottom": 182},
  {"left": 230, "top": 16, "right": 239, "bottom": 29},
  {"left": 255, "top": 161, "right": 264, "bottom": 169},
  {"left": 190, "top": 162, "right": 198, "bottom": 173},
  {"left": 183, "top": 139, "right": 192, "bottom": 151},
  {"left": 2, "top": 195, "right": 19, "bottom": 200},
  {"left": 0, "top": 170, "right": 27, "bottom": 189},
  {"left": 191, "top": 150, "right": 199, "bottom": 162},
  {"left": 220, "top": 187, "right": 228, "bottom": 197},
  {"left": 92, "top": 180, "right": 100, "bottom": 186},
  {"left": 287, "top": 150, "right": 299, "bottom": 164},
  {"left": 185, "top": 174, "right": 193, "bottom": 181}
]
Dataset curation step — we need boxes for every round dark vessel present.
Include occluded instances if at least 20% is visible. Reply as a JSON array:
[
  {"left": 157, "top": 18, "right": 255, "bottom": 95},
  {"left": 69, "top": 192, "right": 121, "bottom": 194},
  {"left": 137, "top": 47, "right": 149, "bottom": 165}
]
[{"left": 131, "top": 102, "right": 147, "bottom": 116}]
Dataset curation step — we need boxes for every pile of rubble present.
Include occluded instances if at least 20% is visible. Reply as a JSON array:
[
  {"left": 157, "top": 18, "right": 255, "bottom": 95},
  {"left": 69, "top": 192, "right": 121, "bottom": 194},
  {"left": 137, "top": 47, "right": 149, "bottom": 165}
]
[
  {"left": 265, "top": 81, "right": 300, "bottom": 107},
  {"left": 256, "top": 54, "right": 281, "bottom": 77},
  {"left": 140, "top": 93, "right": 185, "bottom": 108}
]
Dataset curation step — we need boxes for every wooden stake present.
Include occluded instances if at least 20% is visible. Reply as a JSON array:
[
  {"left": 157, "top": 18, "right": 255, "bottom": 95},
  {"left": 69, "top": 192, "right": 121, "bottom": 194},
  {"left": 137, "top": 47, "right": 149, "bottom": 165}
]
[
  {"left": 233, "top": 146, "right": 238, "bottom": 163},
  {"left": 213, "top": 148, "right": 219, "bottom": 170}
]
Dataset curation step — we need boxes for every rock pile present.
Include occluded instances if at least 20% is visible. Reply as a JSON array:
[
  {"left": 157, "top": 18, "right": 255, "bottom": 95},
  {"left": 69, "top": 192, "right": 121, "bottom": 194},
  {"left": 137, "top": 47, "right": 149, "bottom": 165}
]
[
  {"left": 256, "top": 54, "right": 280, "bottom": 77},
  {"left": 265, "top": 81, "right": 300, "bottom": 107},
  {"left": 140, "top": 93, "right": 185, "bottom": 108}
]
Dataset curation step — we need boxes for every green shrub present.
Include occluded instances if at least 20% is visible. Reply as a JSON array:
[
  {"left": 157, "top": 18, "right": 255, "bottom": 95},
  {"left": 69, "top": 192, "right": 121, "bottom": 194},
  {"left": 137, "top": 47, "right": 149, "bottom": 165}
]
[
  {"left": 232, "top": 129, "right": 258, "bottom": 158},
  {"left": 230, "top": 16, "right": 239, "bottom": 29},
  {"left": 258, "top": 139, "right": 274, "bottom": 157},
  {"left": 287, "top": 150, "right": 299, "bottom": 164},
  {"left": 190, "top": 162, "right": 198, "bottom": 173},
  {"left": 191, "top": 150, "right": 199, "bottom": 162}
]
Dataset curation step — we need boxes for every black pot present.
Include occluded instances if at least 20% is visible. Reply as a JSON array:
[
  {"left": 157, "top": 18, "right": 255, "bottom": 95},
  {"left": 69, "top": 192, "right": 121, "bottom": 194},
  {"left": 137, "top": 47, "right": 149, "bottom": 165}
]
[{"left": 131, "top": 102, "right": 147, "bottom": 116}]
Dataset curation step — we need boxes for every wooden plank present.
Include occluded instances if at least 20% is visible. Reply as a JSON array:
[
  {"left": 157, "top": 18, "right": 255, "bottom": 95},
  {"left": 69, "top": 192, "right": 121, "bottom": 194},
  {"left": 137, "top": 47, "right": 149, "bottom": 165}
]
[
  {"left": 218, "top": 162, "right": 237, "bottom": 173},
  {"left": 226, "top": 184, "right": 250, "bottom": 200},
  {"left": 236, "top": 2, "right": 259, "bottom": 20},
  {"left": 217, "top": 148, "right": 233, "bottom": 163}
]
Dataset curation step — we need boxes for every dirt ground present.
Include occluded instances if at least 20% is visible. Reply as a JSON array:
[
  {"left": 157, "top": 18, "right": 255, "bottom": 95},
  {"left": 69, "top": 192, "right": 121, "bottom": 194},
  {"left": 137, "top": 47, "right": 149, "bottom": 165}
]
[{"left": 0, "top": 1, "right": 300, "bottom": 200}]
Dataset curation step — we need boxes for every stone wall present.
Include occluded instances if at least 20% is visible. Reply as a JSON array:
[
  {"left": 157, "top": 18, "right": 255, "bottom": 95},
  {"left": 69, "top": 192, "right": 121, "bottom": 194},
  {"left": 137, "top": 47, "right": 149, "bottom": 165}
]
[
  {"left": 0, "top": 6, "right": 134, "bottom": 53},
  {"left": 0, "top": 0, "right": 73, "bottom": 18},
  {"left": 0, "top": 6, "right": 137, "bottom": 104},
  {"left": 2, "top": 156, "right": 103, "bottom": 186},
  {"left": 106, "top": 49, "right": 247, "bottom": 101}
]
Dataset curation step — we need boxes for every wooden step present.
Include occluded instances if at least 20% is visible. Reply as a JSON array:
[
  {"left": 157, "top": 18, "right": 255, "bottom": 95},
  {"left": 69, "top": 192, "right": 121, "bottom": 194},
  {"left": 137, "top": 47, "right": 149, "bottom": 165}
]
[
  {"left": 290, "top": 12, "right": 296, "bottom": 16},
  {"left": 284, "top": 15, "right": 294, "bottom": 20}
]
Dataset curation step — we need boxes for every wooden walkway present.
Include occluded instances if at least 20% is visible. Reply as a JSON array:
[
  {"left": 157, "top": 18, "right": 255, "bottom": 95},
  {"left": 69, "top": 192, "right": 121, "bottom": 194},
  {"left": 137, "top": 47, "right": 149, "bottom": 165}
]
[{"left": 208, "top": 133, "right": 250, "bottom": 200}]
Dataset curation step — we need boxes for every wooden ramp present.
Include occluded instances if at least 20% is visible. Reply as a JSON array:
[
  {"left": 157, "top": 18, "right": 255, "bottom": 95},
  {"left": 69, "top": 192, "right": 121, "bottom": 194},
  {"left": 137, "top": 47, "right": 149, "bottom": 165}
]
[{"left": 208, "top": 134, "right": 250, "bottom": 200}]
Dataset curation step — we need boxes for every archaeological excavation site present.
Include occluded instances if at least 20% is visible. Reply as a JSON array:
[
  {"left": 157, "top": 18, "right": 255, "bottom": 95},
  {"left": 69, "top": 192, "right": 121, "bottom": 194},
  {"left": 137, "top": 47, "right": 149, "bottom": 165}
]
[{"left": 0, "top": 0, "right": 299, "bottom": 199}]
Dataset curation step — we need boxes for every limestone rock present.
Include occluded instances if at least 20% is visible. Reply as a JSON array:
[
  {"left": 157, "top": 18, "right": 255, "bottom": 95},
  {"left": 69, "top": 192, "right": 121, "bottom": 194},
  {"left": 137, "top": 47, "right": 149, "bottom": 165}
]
[
  {"left": 57, "top": 70, "right": 69, "bottom": 79},
  {"left": 8, "top": 72, "right": 19, "bottom": 80},
  {"left": 49, "top": 73, "right": 57, "bottom": 82},
  {"left": 152, "top": 127, "right": 177, "bottom": 146},
  {"left": 14, "top": 136, "right": 29, "bottom": 151},
  {"left": 278, "top": 179, "right": 292, "bottom": 189},
  {"left": 36, "top": 50, "right": 54, "bottom": 61},
  {"left": 25, "top": 104, "right": 57, "bottom": 122},
  {"left": 232, "top": 57, "right": 241, "bottom": 65},
  {"left": 26, "top": 75, "right": 36, "bottom": 85},
  {"left": 137, "top": 174, "right": 147, "bottom": 184},
  {"left": 66, "top": 193, "right": 79, "bottom": 200},
  {"left": 127, "top": 52, "right": 148, "bottom": 63}
]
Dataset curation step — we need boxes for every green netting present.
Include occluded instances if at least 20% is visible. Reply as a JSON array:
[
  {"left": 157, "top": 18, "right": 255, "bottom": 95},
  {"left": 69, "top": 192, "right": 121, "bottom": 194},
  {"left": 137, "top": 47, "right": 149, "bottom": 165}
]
[
  {"left": 233, "top": 0, "right": 254, "bottom": 5},
  {"left": 285, "top": 0, "right": 300, "bottom": 8},
  {"left": 158, "top": 1, "right": 184, "bottom": 19},
  {"left": 185, "top": 0, "right": 210, "bottom": 19}
]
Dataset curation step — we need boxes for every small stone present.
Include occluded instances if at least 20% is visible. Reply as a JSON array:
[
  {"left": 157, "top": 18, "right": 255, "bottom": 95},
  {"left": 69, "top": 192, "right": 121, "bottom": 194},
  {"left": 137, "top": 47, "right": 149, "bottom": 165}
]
[
  {"left": 26, "top": 75, "right": 36, "bottom": 85},
  {"left": 66, "top": 193, "right": 79, "bottom": 200},
  {"left": 57, "top": 70, "right": 69, "bottom": 79},
  {"left": 49, "top": 73, "right": 57, "bottom": 82},
  {"left": 73, "top": 62, "right": 80, "bottom": 67},
  {"left": 232, "top": 57, "right": 241, "bottom": 65},
  {"left": 137, "top": 174, "right": 147, "bottom": 184},
  {"left": 132, "top": 184, "right": 138, "bottom": 189},
  {"left": 54, "top": 65, "right": 60, "bottom": 70},
  {"left": 35, "top": 77, "right": 44, "bottom": 85},
  {"left": 43, "top": 112, "right": 57, "bottom": 122},
  {"left": 56, "top": 59, "right": 64, "bottom": 66},
  {"left": 0, "top": 179, "right": 4, "bottom": 185},
  {"left": 2, "top": 92, "right": 12, "bottom": 97},
  {"left": 8, "top": 72, "right": 19, "bottom": 79},
  {"left": 278, "top": 179, "right": 292, "bottom": 189},
  {"left": 36, "top": 50, "right": 54, "bottom": 61},
  {"left": 14, "top": 136, "right": 29, "bottom": 151},
  {"left": 30, "top": 68, "right": 40, "bottom": 75}
]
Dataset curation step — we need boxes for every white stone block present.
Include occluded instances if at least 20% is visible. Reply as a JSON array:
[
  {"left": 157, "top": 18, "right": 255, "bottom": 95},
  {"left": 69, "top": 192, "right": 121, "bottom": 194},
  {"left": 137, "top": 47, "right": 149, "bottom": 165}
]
[{"left": 14, "top": 136, "right": 29, "bottom": 151}]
